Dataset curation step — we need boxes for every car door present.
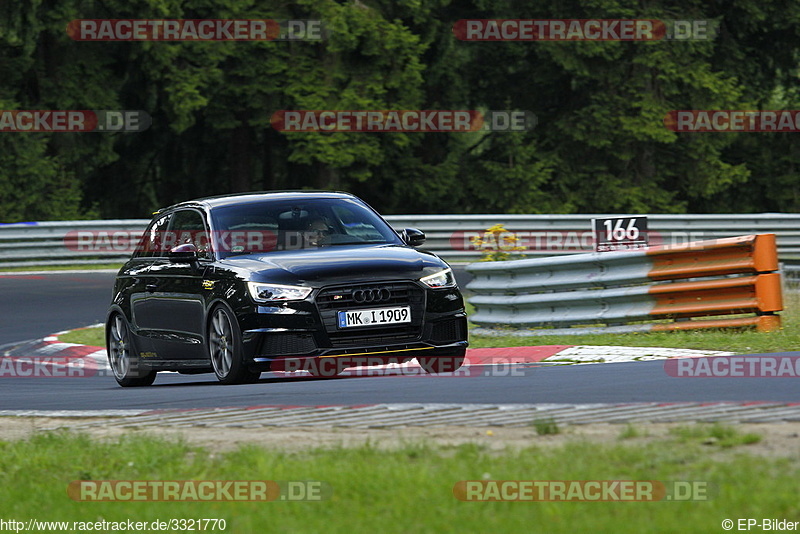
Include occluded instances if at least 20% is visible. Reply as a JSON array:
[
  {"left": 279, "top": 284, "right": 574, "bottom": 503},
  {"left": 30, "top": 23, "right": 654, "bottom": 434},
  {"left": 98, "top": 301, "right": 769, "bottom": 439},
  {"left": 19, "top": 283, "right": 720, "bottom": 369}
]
[
  {"left": 122, "top": 213, "right": 171, "bottom": 360},
  {"left": 142, "top": 208, "right": 211, "bottom": 361}
]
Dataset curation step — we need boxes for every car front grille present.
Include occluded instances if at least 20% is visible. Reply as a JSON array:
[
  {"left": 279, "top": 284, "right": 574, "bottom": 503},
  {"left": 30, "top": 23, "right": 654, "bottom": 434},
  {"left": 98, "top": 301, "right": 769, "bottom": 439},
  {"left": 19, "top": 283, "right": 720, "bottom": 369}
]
[
  {"left": 316, "top": 282, "right": 425, "bottom": 347},
  {"left": 259, "top": 333, "right": 317, "bottom": 356},
  {"left": 426, "top": 317, "right": 467, "bottom": 343}
]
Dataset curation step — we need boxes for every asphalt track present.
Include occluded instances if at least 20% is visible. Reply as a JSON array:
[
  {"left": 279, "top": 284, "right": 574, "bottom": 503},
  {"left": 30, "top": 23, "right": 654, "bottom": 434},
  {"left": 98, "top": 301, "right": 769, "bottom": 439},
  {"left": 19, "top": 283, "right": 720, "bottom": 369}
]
[
  {"left": 0, "top": 271, "right": 115, "bottom": 346},
  {"left": 0, "top": 271, "right": 798, "bottom": 411}
]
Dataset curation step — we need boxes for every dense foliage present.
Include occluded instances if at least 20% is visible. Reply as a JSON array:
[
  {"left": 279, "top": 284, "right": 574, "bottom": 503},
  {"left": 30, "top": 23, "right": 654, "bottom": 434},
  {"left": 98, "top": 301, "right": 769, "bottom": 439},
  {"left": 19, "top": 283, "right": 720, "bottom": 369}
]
[{"left": 1, "top": 0, "right": 799, "bottom": 220}]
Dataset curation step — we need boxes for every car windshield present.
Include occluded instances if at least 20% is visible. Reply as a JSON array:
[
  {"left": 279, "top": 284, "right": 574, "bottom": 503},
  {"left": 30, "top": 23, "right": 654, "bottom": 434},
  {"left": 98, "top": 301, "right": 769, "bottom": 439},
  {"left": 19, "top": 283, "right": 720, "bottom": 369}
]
[{"left": 210, "top": 197, "right": 403, "bottom": 258}]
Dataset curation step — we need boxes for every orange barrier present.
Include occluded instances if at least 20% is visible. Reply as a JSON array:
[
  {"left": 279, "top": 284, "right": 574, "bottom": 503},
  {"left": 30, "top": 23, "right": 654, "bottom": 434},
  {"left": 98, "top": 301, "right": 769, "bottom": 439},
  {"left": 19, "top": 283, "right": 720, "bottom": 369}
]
[
  {"left": 646, "top": 235, "right": 782, "bottom": 332},
  {"left": 649, "top": 274, "right": 782, "bottom": 317},
  {"left": 652, "top": 315, "right": 780, "bottom": 333},
  {"left": 647, "top": 234, "right": 778, "bottom": 280},
  {"left": 468, "top": 233, "right": 784, "bottom": 334}
]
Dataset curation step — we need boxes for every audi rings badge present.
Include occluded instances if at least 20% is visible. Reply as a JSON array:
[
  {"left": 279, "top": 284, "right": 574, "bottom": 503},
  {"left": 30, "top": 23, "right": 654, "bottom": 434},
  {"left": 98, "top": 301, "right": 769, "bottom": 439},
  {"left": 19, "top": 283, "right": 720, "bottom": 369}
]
[{"left": 352, "top": 287, "right": 392, "bottom": 304}]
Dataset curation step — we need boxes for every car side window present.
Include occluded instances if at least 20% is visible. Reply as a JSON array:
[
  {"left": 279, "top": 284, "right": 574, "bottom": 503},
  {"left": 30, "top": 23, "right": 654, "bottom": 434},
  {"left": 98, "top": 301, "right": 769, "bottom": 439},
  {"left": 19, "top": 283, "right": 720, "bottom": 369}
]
[
  {"left": 134, "top": 214, "right": 171, "bottom": 258},
  {"left": 168, "top": 209, "right": 212, "bottom": 260}
]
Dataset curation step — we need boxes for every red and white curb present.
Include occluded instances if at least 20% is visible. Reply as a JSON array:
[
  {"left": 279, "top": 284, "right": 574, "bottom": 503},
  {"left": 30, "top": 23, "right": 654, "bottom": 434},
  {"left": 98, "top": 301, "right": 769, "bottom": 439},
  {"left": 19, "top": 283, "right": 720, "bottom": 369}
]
[
  {"left": 11, "top": 402, "right": 800, "bottom": 429},
  {"left": 0, "top": 333, "right": 729, "bottom": 378},
  {"left": 297, "top": 345, "right": 732, "bottom": 376},
  {"left": 0, "top": 326, "right": 108, "bottom": 377},
  {"left": 542, "top": 345, "right": 733, "bottom": 364}
]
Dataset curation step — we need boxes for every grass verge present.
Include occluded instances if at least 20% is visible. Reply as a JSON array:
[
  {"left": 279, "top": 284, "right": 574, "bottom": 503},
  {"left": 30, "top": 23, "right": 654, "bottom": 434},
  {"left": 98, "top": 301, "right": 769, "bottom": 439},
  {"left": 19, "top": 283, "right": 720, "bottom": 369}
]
[
  {"left": 58, "top": 327, "right": 105, "bottom": 347},
  {"left": 0, "top": 429, "right": 791, "bottom": 533},
  {"left": 467, "top": 293, "right": 800, "bottom": 354}
]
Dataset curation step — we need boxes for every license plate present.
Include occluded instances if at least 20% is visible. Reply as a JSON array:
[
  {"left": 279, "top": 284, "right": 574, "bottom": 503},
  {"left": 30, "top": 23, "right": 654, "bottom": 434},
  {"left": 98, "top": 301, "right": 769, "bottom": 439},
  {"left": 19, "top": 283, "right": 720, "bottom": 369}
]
[{"left": 337, "top": 306, "right": 411, "bottom": 328}]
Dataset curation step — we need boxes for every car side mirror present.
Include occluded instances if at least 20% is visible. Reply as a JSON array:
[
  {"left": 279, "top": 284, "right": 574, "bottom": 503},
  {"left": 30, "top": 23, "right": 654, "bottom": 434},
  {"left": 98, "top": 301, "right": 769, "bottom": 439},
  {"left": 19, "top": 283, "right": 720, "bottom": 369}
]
[
  {"left": 403, "top": 228, "right": 426, "bottom": 247},
  {"left": 169, "top": 243, "right": 199, "bottom": 262}
]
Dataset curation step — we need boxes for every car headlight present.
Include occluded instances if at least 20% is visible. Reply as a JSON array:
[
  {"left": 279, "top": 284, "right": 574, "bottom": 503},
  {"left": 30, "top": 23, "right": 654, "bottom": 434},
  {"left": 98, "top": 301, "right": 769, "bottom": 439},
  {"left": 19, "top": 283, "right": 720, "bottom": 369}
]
[
  {"left": 420, "top": 268, "right": 456, "bottom": 289},
  {"left": 248, "top": 282, "right": 312, "bottom": 302}
]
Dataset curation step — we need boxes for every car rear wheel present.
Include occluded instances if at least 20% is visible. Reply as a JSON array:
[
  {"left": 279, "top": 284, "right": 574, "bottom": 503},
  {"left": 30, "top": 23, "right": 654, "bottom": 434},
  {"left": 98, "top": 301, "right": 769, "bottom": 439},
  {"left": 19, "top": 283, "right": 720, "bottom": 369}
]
[
  {"left": 107, "top": 314, "right": 157, "bottom": 387},
  {"left": 208, "top": 306, "right": 260, "bottom": 385},
  {"left": 417, "top": 355, "right": 465, "bottom": 374}
]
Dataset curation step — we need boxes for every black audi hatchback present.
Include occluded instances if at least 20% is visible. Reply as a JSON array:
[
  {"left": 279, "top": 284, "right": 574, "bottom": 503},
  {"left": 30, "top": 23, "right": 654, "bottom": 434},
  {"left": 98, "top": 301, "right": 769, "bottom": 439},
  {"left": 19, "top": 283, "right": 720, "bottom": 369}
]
[{"left": 106, "top": 192, "right": 468, "bottom": 386}]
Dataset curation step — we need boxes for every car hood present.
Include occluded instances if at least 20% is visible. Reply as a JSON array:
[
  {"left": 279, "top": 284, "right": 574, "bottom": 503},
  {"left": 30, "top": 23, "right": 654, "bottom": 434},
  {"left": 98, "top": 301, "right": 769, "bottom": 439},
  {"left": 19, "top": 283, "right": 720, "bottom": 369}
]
[{"left": 221, "top": 245, "right": 447, "bottom": 285}]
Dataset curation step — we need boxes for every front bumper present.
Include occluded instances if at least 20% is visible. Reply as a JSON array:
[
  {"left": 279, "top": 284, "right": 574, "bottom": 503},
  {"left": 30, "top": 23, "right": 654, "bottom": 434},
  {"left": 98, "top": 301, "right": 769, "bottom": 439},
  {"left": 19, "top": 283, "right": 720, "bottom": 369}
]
[
  {"left": 237, "top": 282, "right": 468, "bottom": 370},
  {"left": 254, "top": 340, "right": 468, "bottom": 372}
]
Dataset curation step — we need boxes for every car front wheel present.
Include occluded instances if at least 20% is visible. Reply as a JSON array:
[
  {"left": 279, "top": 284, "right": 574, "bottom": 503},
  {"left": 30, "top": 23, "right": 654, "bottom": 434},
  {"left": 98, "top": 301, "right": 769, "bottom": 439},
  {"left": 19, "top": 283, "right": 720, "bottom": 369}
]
[
  {"left": 107, "top": 314, "right": 157, "bottom": 387},
  {"left": 208, "top": 305, "right": 260, "bottom": 385}
]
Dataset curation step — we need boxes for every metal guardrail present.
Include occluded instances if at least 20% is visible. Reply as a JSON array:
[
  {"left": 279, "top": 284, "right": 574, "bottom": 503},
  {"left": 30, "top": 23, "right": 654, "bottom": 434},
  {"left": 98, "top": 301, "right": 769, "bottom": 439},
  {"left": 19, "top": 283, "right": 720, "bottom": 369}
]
[
  {"left": 4, "top": 214, "right": 800, "bottom": 267},
  {"left": 782, "top": 264, "right": 800, "bottom": 286},
  {"left": 466, "top": 234, "right": 783, "bottom": 336},
  {"left": 0, "top": 220, "right": 148, "bottom": 267},
  {"left": 388, "top": 213, "right": 800, "bottom": 261}
]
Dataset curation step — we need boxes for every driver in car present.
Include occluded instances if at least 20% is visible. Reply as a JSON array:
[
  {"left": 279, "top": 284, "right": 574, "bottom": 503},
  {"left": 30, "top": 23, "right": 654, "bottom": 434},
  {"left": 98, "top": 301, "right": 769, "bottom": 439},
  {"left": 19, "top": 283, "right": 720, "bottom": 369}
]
[{"left": 306, "top": 216, "right": 332, "bottom": 247}]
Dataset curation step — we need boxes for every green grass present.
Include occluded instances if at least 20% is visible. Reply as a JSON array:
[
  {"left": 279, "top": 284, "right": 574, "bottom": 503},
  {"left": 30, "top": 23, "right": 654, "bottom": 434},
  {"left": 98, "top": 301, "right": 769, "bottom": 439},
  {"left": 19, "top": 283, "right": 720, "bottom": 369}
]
[
  {"left": 0, "top": 263, "right": 123, "bottom": 272},
  {"left": 467, "top": 293, "right": 800, "bottom": 354},
  {"left": 618, "top": 424, "right": 647, "bottom": 440},
  {"left": 0, "top": 430, "right": 790, "bottom": 533},
  {"left": 669, "top": 424, "right": 763, "bottom": 448},
  {"left": 58, "top": 326, "right": 105, "bottom": 347},
  {"left": 532, "top": 417, "right": 560, "bottom": 435}
]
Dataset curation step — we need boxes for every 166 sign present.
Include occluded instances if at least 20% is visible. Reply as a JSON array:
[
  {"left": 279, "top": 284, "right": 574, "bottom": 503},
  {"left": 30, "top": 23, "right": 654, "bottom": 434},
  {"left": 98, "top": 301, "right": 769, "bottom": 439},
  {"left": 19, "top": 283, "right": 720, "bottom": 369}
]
[{"left": 592, "top": 216, "right": 649, "bottom": 252}]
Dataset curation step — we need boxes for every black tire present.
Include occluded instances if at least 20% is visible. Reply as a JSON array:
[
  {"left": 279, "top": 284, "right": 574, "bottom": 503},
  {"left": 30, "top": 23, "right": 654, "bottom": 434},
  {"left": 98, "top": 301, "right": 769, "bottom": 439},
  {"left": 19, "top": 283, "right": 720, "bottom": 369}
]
[
  {"left": 208, "top": 305, "right": 260, "bottom": 385},
  {"left": 417, "top": 355, "right": 465, "bottom": 374},
  {"left": 107, "top": 313, "right": 157, "bottom": 387}
]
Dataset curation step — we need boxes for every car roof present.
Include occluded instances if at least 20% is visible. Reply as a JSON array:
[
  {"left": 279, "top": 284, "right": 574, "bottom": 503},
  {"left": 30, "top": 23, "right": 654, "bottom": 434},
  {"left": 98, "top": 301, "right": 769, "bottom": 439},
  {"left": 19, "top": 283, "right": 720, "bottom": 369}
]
[{"left": 155, "top": 191, "right": 359, "bottom": 215}]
